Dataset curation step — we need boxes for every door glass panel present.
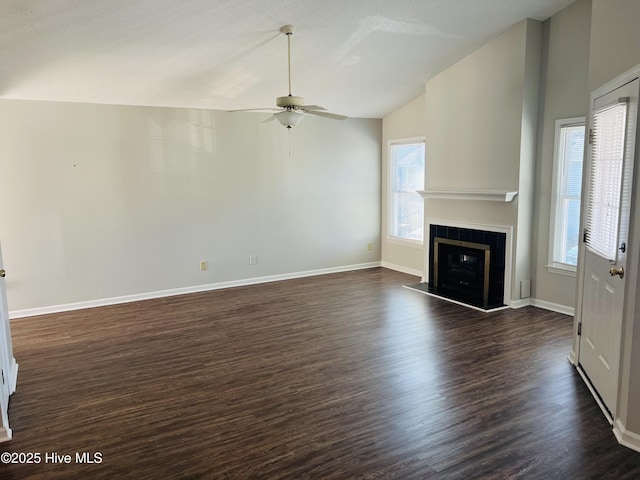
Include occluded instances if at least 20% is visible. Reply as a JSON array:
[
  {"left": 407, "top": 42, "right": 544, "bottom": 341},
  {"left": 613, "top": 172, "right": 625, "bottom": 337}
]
[{"left": 585, "top": 100, "right": 629, "bottom": 261}]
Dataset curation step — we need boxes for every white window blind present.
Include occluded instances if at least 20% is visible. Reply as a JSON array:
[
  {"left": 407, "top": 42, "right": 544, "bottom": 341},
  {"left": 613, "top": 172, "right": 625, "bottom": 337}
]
[{"left": 585, "top": 99, "right": 629, "bottom": 261}]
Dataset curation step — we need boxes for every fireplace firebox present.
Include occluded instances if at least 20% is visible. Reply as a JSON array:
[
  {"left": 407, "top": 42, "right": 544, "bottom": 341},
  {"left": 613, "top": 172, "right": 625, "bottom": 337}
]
[
  {"left": 433, "top": 237, "right": 491, "bottom": 307},
  {"left": 427, "top": 224, "right": 506, "bottom": 310}
]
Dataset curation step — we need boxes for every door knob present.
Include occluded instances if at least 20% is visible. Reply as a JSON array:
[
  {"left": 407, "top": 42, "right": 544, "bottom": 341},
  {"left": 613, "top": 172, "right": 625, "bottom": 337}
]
[
  {"left": 610, "top": 266, "right": 624, "bottom": 278},
  {"left": 0, "top": 269, "right": 5, "bottom": 278}
]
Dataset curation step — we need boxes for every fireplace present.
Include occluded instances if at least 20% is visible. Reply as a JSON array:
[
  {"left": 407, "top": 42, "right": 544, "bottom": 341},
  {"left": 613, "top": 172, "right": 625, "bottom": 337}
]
[{"left": 427, "top": 224, "right": 506, "bottom": 309}]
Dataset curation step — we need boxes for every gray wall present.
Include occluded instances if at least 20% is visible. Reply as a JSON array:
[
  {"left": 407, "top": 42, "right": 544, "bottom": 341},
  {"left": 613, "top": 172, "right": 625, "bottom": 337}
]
[
  {"left": 0, "top": 100, "right": 382, "bottom": 313},
  {"left": 588, "top": 0, "right": 640, "bottom": 91},
  {"left": 531, "top": 0, "right": 592, "bottom": 309}
]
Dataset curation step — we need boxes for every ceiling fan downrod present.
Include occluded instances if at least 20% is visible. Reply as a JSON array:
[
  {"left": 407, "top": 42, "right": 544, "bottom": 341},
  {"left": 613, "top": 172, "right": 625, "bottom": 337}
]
[{"left": 280, "top": 25, "right": 295, "bottom": 97}]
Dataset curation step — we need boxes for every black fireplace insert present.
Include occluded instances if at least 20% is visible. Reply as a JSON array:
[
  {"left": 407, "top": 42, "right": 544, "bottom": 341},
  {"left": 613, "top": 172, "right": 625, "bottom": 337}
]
[{"left": 427, "top": 225, "right": 506, "bottom": 309}]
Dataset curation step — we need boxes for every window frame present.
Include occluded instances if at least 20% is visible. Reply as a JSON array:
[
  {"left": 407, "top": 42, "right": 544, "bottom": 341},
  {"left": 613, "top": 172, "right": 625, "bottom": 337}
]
[
  {"left": 547, "top": 116, "right": 586, "bottom": 276},
  {"left": 387, "top": 137, "right": 426, "bottom": 247}
]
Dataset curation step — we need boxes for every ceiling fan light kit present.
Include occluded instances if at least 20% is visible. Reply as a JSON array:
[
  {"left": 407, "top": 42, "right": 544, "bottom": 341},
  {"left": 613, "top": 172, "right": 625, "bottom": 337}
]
[
  {"left": 276, "top": 110, "right": 304, "bottom": 128},
  {"left": 230, "top": 25, "right": 347, "bottom": 129}
]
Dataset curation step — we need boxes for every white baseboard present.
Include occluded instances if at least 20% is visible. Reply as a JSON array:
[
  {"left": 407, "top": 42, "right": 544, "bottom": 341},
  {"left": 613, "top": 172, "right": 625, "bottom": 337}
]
[
  {"left": 10, "top": 262, "right": 382, "bottom": 319},
  {"left": 510, "top": 298, "right": 531, "bottom": 309},
  {"left": 9, "top": 262, "right": 577, "bottom": 322},
  {"left": 613, "top": 418, "right": 640, "bottom": 453},
  {"left": 510, "top": 297, "right": 574, "bottom": 316},
  {"left": 531, "top": 298, "right": 574, "bottom": 316},
  {"left": 380, "top": 261, "right": 422, "bottom": 278}
]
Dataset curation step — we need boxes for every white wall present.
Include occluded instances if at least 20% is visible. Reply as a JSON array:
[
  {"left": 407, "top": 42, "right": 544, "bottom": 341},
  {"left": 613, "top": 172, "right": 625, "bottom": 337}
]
[
  {"left": 0, "top": 100, "right": 382, "bottom": 313},
  {"left": 531, "top": 0, "right": 591, "bottom": 310},
  {"left": 423, "top": 19, "right": 542, "bottom": 303},
  {"left": 381, "top": 94, "right": 426, "bottom": 276}
]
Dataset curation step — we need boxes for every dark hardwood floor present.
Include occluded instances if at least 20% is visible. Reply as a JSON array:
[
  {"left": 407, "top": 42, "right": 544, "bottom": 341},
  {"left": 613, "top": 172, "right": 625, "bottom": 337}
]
[{"left": 1, "top": 267, "right": 639, "bottom": 479}]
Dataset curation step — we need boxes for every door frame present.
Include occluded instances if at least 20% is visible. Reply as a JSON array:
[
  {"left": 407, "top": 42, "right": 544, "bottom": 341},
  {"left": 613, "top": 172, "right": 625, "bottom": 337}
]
[{"left": 572, "top": 64, "right": 640, "bottom": 423}]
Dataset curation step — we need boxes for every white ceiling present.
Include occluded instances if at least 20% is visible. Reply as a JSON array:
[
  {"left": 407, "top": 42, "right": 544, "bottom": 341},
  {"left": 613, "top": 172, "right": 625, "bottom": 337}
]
[{"left": 0, "top": 0, "right": 576, "bottom": 119}]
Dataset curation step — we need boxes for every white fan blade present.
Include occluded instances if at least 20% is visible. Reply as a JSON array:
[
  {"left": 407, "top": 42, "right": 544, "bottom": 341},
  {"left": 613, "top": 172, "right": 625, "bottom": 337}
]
[
  {"left": 263, "top": 115, "right": 278, "bottom": 123},
  {"left": 306, "top": 110, "right": 347, "bottom": 120},
  {"left": 228, "top": 108, "right": 281, "bottom": 113},
  {"left": 301, "top": 105, "right": 326, "bottom": 111}
]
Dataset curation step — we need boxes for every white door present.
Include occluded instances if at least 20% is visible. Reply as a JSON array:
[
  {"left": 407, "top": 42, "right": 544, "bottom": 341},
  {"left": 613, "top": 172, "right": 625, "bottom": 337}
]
[
  {"left": 578, "top": 78, "right": 639, "bottom": 415},
  {"left": 0, "top": 242, "right": 14, "bottom": 440}
]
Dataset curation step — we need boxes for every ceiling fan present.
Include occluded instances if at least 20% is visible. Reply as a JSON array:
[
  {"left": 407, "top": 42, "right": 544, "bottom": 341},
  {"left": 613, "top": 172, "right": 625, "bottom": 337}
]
[{"left": 231, "top": 25, "right": 347, "bottom": 129}]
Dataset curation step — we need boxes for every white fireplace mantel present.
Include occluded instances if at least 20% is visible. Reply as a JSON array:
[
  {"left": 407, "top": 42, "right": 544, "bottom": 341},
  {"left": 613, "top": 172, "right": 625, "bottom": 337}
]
[{"left": 418, "top": 190, "right": 518, "bottom": 202}]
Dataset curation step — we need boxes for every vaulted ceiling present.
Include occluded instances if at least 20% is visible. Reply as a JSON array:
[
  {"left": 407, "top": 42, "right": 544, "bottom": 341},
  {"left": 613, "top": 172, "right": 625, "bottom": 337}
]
[{"left": 1, "top": 0, "right": 575, "bottom": 118}]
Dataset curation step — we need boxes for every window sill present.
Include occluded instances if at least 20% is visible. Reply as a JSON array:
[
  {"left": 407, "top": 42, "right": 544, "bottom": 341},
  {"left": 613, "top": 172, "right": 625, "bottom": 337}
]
[
  {"left": 546, "top": 263, "right": 577, "bottom": 277},
  {"left": 387, "top": 237, "right": 424, "bottom": 249}
]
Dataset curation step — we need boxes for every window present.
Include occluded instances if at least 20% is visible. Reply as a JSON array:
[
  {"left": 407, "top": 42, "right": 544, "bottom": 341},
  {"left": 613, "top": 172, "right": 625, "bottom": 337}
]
[
  {"left": 549, "top": 118, "right": 586, "bottom": 274},
  {"left": 389, "top": 139, "right": 425, "bottom": 243}
]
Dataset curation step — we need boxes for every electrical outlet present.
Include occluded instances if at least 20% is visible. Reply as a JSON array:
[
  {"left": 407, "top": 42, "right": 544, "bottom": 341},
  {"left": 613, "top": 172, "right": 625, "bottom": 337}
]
[
  {"left": 249, "top": 255, "right": 257, "bottom": 265},
  {"left": 199, "top": 260, "right": 208, "bottom": 271}
]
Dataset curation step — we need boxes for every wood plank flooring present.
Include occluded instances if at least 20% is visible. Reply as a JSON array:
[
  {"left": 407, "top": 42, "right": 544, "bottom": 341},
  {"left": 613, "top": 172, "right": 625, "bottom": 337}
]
[{"left": 1, "top": 267, "right": 640, "bottom": 479}]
